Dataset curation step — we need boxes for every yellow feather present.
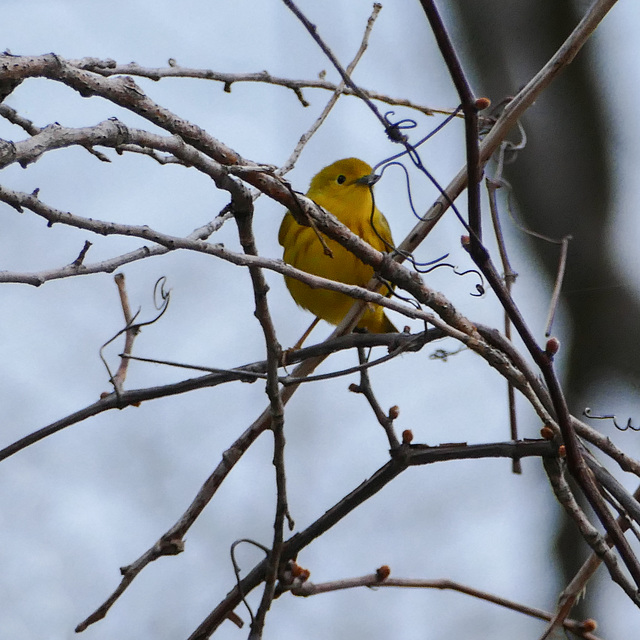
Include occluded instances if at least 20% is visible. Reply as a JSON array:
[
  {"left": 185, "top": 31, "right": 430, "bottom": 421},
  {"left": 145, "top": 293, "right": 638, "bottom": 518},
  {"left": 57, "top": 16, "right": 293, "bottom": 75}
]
[{"left": 278, "top": 158, "right": 397, "bottom": 333}]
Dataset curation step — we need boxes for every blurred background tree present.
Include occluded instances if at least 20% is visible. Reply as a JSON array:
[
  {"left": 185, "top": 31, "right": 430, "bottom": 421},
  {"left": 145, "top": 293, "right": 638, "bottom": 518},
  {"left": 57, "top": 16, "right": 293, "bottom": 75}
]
[{"left": 451, "top": 0, "right": 640, "bottom": 619}]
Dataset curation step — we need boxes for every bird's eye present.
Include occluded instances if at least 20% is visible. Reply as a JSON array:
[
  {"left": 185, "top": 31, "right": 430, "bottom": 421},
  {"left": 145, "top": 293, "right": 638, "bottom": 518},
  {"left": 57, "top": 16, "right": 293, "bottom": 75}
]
[{"left": 336, "top": 174, "right": 346, "bottom": 185}]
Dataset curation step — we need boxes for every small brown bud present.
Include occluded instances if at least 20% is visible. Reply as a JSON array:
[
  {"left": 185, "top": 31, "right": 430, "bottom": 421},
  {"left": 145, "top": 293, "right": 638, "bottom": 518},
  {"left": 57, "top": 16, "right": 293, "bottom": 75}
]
[
  {"left": 298, "top": 568, "right": 311, "bottom": 582},
  {"left": 388, "top": 405, "right": 400, "bottom": 420},
  {"left": 540, "top": 426, "right": 554, "bottom": 440},
  {"left": 545, "top": 337, "right": 560, "bottom": 357},
  {"left": 461, "top": 235, "right": 470, "bottom": 247},
  {"left": 558, "top": 445, "right": 566, "bottom": 458},
  {"left": 348, "top": 383, "right": 361, "bottom": 393},
  {"left": 402, "top": 429, "right": 414, "bottom": 444},
  {"left": 376, "top": 565, "right": 391, "bottom": 581},
  {"left": 475, "top": 97, "right": 491, "bottom": 110},
  {"left": 580, "top": 619, "right": 597, "bottom": 632}
]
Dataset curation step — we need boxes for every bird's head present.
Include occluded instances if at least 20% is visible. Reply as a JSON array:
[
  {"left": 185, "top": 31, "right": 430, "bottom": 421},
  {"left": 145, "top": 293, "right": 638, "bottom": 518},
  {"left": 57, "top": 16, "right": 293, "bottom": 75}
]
[{"left": 307, "top": 158, "right": 379, "bottom": 217}]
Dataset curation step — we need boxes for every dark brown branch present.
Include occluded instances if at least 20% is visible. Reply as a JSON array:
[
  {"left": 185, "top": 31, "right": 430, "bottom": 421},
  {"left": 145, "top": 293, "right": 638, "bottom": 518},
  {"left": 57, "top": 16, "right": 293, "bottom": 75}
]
[
  {"left": 282, "top": 1, "right": 393, "bottom": 137},
  {"left": 0, "top": 331, "right": 438, "bottom": 464},
  {"left": 232, "top": 180, "right": 287, "bottom": 638},
  {"left": 350, "top": 346, "right": 401, "bottom": 449},
  {"left": 468, "top": 235, "right": 640, "bottom": 598},
  {"left": 186, "top": 439, "right": 555, "bottom": 639},
  {"left": 418, "top": 0, "right": 481, "bottom": 240}
]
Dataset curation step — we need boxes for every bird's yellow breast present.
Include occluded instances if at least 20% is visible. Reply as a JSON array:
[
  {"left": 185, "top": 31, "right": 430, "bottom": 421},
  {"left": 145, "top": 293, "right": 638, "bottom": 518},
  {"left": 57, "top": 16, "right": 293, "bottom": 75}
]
[{"left": 278, "top": 158, "right": 396, "bottom": 333}]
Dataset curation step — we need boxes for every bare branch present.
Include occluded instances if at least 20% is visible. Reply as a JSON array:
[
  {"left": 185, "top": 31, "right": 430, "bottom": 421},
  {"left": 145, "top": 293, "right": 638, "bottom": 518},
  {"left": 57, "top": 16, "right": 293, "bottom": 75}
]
[
  {"left": 67, "top": 56, "right": 445, "bottom": 118},
  {"left": 0, "top": 214, "right": 232, "bottom": 286},
  {"left": 349, "top": 346, "right": 401, "bottom": 449},
  {"left": 231, "top": 178, "right": 288, "bottom": 638},
  {"left": 187, "top": 439, "right": 555, "bottom": 639},
  {"left": 279, "top": 2, "right": 383, "bottom": 174},
  {"left": 292, "top": 573, "right": 601, "bottom": 640},
  {"left": 543, "top": 455, "right": 640, "bottom": 606}
]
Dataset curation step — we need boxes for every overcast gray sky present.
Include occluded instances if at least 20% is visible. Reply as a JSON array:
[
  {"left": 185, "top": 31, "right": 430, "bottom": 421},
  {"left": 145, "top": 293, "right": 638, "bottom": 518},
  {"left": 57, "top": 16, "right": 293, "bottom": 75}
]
[{"left": 1, "top": 2, "right": 639, "bottom": 639}]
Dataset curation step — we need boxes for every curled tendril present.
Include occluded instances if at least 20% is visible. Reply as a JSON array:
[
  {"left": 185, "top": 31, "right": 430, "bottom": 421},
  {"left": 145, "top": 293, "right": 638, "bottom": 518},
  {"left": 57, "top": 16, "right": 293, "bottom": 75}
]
[
  {"left": 362, "top": 159, "right": 484, "bottom": 299},
  {"left": 99, "top": 277, "right": 172, "bottom": 388},
  {"left": 153, "top": 276, "right": 171, "bottom": 310},
  {"left": 375, "top": 106, "right": 462, "bottom": 172},
  {"left": 355, "top": 110, "right": 489, "bottom": 302},
  {"left": 376, "top": 161, "right": 422, "bottom": 223},
  {"left": 583, "top": 408, "right": 640, "bottom": 432},
  {"left": 453, "top": 267, "right": 485, "bottom": 296},
  {"left": 415, "top": 260, "right": 485, "bottom": 296},
  {"left": 230, "top": 539, "right": 270, "bottom": 625},
  {"left": 383, "top": 110, "right": 417, "bottom": 144},
  {"left": 404, "top": 252, "right": 449, "bottom": 274},
  {"left": 375, "top": 121, "right": 469, "bottom": 233},
  {"left": 364, "top": 162, "right": 453, "bottom": 275}
]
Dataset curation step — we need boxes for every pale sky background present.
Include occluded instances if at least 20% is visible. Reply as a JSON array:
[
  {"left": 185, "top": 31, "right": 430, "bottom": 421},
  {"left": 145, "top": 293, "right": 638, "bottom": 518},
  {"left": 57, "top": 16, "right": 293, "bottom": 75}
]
[{"left": 1, "top": 1, "right": 639, "bottom": 639}]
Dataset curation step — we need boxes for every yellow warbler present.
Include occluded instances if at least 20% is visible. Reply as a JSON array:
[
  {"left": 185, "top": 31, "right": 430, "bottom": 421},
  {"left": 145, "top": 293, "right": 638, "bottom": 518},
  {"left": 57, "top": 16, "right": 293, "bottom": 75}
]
[{"left": 278, "top": 158, "right": 397, "bottom": 333}]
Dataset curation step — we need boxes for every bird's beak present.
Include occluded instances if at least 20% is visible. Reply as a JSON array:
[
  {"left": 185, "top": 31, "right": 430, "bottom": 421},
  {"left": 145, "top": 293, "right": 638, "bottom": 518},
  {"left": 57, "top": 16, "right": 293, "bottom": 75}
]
[{"left": 356, "top": 172, "right": 381, "bottom": 187}]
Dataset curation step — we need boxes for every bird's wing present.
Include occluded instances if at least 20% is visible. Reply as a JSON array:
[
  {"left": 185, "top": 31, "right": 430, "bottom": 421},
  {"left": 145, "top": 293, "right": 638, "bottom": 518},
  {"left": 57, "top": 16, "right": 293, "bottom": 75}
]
[{"left": 371, "top": 208, "right": 394, "bottom": 253}]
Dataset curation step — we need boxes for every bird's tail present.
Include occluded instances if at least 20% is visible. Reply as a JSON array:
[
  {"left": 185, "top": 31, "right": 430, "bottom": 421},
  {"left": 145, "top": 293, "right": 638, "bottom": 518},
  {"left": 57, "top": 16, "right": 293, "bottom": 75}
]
[
  {"left": 380, "top": 313, "right": 398, "bottom": 333},
  {"left": 356, "top": 305, "right": 398, "bottom": 333}
]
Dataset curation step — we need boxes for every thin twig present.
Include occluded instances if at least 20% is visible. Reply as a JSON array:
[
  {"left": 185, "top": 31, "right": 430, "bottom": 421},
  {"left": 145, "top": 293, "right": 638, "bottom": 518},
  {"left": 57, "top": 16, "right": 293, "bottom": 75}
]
[
  {"left": 544, "top": 235, "right": 571, "bottom": 337},
  {"left": 486, "top": 178, "right": 521, "bottom": 473},
  {"left": 0, "top": 103, "right": 40, "bottom": 134},
  {"left": 291, "top": 573, "right": 601, "bottom": 640},
  {"left": 110, "top": 273, "right": 138, "bottom": 394},
  {"left": 231, "top": 177, "right": 289, "bottom": 639},
  {"left": 349, "top": 346, "right": 401, "bottom": 449},
  {"left": 69, "top": 57, "right": 445, "bottom": 118},
  {"left": 278, "top": 2, "right": 382, "bottom": 175},
  {"left": 418, "top": 0, "right": 481, "bottom": 241},
  {"left": 187, "top": 439, "right": 555, "bottom": 639},
  {"left": 282, "top": 0, "right": 396, "bottom": 137},
  {"left": 0, "top": 331, "right": 436, "bottom": 464},
  {"left": 0, "top": 212, "right": 232, "bottom": 287}
]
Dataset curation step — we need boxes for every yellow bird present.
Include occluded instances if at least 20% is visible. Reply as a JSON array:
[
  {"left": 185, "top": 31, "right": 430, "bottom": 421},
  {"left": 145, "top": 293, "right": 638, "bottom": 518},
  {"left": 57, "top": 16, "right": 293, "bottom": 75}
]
[{"left": 278, "top": 158, "right": 397, "bottom": 333}]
